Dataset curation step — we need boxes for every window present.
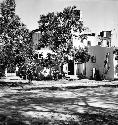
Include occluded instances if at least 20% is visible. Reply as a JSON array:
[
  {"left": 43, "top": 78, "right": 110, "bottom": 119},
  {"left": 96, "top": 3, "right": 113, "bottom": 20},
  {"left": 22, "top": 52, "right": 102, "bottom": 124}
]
[
  {"left": 87, "top": 41, "right": 91, "bottom": 46},
  {"left": 39, "top": 54, "right": 43, "bottom": 59},
  {"left": 91, "top": 56, "right": 96, "bottom": 63},
  {"left": 98, "top": 42, "right": 101, "bottom": 45}
]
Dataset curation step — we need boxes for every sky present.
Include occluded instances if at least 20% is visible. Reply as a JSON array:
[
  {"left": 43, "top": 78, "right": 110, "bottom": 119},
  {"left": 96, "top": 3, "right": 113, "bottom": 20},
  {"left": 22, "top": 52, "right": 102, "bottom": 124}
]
[{"left": 14, "top": 0, "right": 118, "bottom": 34}]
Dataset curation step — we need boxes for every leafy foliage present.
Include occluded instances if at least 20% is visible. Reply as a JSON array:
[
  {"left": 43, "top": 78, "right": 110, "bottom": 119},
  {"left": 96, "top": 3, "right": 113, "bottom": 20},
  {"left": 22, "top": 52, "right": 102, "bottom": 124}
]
[
  {"left": 38, "top": 6, "right": 89, "bottom": 65},
  {"left": 0, "top": 0, "right": 32, "bottom": 70},
  {"left": 74, "top": 47, "right": 90, "bottom": 63},
  {"left": 38, "top": 6, "right": 83, "bottom": 50}
]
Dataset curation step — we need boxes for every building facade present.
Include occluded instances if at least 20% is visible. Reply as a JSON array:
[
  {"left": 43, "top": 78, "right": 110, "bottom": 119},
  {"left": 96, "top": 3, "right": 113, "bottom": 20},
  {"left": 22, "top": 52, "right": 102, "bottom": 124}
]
[
  {"left": 31, "top": 29, "right": 41, "bottom": 50},
  {"left": 66, "top": 30, "right": 118, "bottom": 80},
  {"left": 86, "top": 45, "right": 118, "bottom": 80}
]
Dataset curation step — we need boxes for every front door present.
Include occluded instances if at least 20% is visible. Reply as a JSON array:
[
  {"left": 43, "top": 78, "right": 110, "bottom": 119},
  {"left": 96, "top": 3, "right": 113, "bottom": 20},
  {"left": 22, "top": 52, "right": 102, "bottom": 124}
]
[{"left": 68, "top": 60, "right": 74, "bottom": 75}]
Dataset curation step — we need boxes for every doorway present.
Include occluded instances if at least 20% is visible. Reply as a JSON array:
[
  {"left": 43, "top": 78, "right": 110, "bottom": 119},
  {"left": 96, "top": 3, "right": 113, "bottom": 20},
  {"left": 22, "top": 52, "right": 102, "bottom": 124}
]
[{"left": 68, "top": 60, "right": 74, "bottom": 75}]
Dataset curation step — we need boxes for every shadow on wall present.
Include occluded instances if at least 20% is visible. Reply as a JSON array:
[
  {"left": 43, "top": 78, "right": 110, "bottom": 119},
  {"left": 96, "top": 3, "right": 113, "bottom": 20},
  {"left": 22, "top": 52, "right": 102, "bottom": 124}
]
[{"left": 90, "top": 68, "right": 103, "bottom": 81}]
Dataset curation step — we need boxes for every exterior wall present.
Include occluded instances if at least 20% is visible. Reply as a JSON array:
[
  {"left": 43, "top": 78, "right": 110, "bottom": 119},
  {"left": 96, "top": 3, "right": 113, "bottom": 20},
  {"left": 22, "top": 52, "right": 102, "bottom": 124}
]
[
  {"left": 65, "top": 61, "right": 85, "bottom": 77},
  {"left": 83, "top": 36, "right": 97, "bottom": 46},
  {"left": 72, "top": 34, "right": 97, "bottom": 49},
  {"left": 34, "top": 47, "right": 55, "bottom": 58},
  {"left": 63, "top": 63, "right": 68, "bottom": 76},
  {"left": 98, "top": 37, "right": 111, "bottom": 47},
  {"left": 75, "top": 63, "right": 85, "bottom": 75},
  {"left": 111, "top": 29, "right": 118, "bottom": 47},
  {"left": 32, "top": 32, "right": 41, "bottom": 50},
  {"left": 72, "top": 36, "right": 84, "bottom": 48},
  {"left": 101, "top": 39, "right": 109, "bottom": 47},
  {"left": 113, "top": 54, "right": 118, "bottom": 79},
  {"left": 86, "top": 45, "right": 114, "bottom": 80}
]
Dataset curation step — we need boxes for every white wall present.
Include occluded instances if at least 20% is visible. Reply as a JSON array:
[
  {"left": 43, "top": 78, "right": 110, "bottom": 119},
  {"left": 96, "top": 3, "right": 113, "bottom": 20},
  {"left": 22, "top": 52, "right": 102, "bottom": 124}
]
[
  {"left": 32, "top": 32, "right": 41, "bottom": 50},
  {"left": 83, "top": 36, "right": 97, "bottom": 46},
  {"left": 72, "top": 35, "right": 97, "bottom": 48},
  {"left": 111, "top": 29, "right": 118, "bottom": 47},
  {"left": 113, "top": 54, "right": 118, "bottom": 79},
  {"left": 86, "top": 45, "right": 114, "bottom": 80}
]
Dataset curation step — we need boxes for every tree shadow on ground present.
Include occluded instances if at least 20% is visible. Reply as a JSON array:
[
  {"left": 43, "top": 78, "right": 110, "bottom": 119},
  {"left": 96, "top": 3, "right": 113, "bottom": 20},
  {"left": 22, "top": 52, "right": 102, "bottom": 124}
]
[{"left": 0, "top": 87, "right": 118, "bottom": 124}]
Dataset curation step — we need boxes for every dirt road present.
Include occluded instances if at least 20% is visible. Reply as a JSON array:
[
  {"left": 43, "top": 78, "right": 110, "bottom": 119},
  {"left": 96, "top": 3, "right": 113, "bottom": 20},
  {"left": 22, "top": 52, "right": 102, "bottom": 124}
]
[{"left": 0, "top": 84, "right": 118, "bottom": 124}]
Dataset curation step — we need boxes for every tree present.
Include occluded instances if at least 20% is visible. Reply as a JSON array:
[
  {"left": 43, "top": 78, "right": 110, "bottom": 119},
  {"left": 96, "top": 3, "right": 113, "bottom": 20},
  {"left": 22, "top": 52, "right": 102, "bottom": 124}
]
[
  {"left": 38, "top": 6, "right": 84, "bottom": 50},
  {"left": 0, "top": 0, "right": 32, "bottom": 72},
  {"left": 38, "top": 6, "right": 88, "bottom": 66},
  {"left": 74, "top": 47, "right": 90, "bottom": 63}
]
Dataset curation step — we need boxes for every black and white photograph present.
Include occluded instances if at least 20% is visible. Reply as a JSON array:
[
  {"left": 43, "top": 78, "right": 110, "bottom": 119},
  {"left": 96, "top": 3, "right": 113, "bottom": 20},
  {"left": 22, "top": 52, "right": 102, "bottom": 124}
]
[{"left": 0, "top": 0, "right": 118, "bottom": 124}]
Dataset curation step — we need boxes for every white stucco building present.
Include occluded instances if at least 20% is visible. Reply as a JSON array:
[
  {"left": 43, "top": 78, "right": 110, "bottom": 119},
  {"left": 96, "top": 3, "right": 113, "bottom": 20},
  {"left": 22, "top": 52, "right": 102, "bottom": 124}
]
[
  {"left": 86, "top": 45, "right": 118, "bottom": 80},
  {"left": 72, "top": 30, "right": 97, "bottom": 49}
]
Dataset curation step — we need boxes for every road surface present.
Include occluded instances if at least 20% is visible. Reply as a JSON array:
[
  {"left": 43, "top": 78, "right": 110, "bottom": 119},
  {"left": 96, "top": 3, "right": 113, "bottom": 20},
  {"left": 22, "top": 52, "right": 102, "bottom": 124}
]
[{"left": 0, "top": 84, "right": 118, "bottom": 124}]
